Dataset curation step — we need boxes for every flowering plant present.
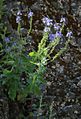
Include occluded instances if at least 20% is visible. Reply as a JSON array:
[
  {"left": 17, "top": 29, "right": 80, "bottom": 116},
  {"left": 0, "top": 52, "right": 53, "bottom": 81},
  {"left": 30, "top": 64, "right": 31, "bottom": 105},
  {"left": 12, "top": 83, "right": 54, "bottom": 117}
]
[
  {"left": 40, "top": 16, "right": 72, "bottom": 62},
  {"left": 0, "top": 10, "right": 73, "bottom": 101}
]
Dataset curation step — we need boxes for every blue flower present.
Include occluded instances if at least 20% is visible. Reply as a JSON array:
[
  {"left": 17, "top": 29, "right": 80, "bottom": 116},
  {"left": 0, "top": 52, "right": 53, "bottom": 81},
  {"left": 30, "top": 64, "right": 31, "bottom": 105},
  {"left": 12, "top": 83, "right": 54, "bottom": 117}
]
[
  {"left": 44, "top": 27, "right": 50, "bottom": 32},
  {"left": 16, "top": 16, "right": 21, "bottom": 23},
  {"left": 17, "top": 10, "right": 22, "bottom": 16},
  {"left": 12, "top": 42, "right": 16, "bottom": 46},
  {"left": 4, "top": 37, "right": 10, "bottom": 43},
  {"left": 66, "top": 31, "right": 72, "bottom": 38},
  {"left": 16, "top": 10, "right": 22, "bottom": 23},
  {"left": 42, "top": 17, "right": 53, "bottom": 26},
  {"left": 28, "top": 11, "right": 33, "bottom": 18},
  {"left": 49, "top": 33, "right": 55, "bottom": 41},
  {"left": 60, "top": 17, "right": 66, "bottom": 23},
  {"left": 54, "top": 23, "right": 61, "bottom": 31},
  {"left": 55, "top": 31, "right": 63, "bottom": 38}
]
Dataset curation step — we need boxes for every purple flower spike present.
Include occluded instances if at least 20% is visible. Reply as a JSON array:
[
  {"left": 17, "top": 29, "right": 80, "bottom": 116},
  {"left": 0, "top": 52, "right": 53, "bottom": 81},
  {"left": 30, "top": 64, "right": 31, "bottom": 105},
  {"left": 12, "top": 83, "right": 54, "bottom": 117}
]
[
  {"left": 4, "top": 37, "right": 10, "bottom": 43},
  {"left": 42, "top": 17, "right": 53, "bottom": 26},
  {"left": 55, "top": 31, "right": 63, "bottom": 38},
  {"left": 28, "top": 11, "right": 33, "bottom": 18},
  {"left": 66, "top": 31, "right": 72, "bottom": 38},
  {"left": 49, "top": 33, "right": 55, "bottom": 41}
]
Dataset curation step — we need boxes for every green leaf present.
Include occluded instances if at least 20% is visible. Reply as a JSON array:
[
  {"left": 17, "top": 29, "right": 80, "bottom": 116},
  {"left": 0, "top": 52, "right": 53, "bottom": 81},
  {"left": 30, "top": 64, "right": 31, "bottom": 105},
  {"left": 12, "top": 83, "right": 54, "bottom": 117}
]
[
  {"left": 34, "top": 84, "right": 41, "bottom": 95},
  {"left": 17, "top": 85, "right": 30, "bottom": 101},
  {"left": 3, "top": 69, "right": 12, "bottom": 75},
  {"left": 8, "top": 79, "right": 18, "bottom": 100},
  {"left": 4, "top": 60, "right": 14, "bottom": 65},
  {"left": 8, "top": 87, "right": 17, "bottom": 100},
  {"left": 29, "top": 51, "right": 36, "bottom": 57},
  {"left": 0, "top": 43, "right": 2, "bottom": 48}
]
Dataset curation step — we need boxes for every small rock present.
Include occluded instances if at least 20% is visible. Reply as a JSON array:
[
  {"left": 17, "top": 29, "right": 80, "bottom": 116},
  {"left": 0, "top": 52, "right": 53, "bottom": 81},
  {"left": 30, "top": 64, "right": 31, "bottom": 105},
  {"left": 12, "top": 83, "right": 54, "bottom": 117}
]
[
  {"left": 77, "top": 80, "right": 81, "bottom": 87},
  {"left": 74, "top": 110, "right": 78, "bottom": 114}
]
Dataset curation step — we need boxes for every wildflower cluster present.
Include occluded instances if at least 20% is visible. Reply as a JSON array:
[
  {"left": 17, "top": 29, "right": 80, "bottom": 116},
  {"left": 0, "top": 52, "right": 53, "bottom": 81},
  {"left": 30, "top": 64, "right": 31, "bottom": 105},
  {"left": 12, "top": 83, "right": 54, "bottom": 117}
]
[
  {"left": 38, "top": 16, "right": 73, "bottom": 64},
  {"left": 0, "top": 1, "right": 76, "bottom": 118},
  {"left": 42, "top": 16, "right": 72, "bottom": 42},
  {"left": 0, "top": 9, "right": 73, "bottom": 102}
]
